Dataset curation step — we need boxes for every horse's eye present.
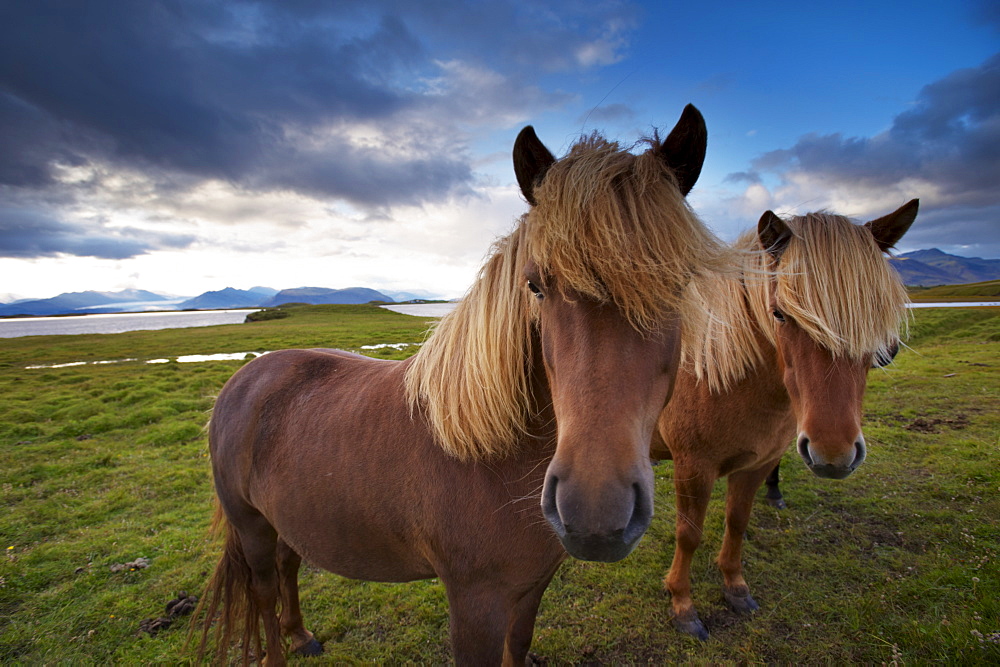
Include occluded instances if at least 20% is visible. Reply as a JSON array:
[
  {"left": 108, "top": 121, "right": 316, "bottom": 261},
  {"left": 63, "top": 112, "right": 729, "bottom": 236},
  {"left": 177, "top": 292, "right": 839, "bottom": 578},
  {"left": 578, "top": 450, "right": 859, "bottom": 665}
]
[
  {"left": 527, "top": 281, "right": 544, "bottom": 299},
  {"left": 872, "top": 341, "right": 900, "bottom": 368},
  {"left": 772, "top": 309, "right": 786, "bottom": 323}
]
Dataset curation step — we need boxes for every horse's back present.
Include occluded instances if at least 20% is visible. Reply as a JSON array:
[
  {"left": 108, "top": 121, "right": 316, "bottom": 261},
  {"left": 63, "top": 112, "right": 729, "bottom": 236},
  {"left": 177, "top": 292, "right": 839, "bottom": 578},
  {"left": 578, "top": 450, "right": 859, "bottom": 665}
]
[
  {"left": 212, "top": 348, "right": 381, "bottom": 438},
  {"left": 211, "top": 346, "right": 408, "bottom": 456}
]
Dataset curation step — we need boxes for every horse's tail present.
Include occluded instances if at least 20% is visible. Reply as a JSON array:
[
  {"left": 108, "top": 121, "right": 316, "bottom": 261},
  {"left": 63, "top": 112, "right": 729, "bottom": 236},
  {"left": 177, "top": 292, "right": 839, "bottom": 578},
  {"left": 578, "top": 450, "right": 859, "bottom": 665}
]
[{"left": 190, "top": 503, "right": 263, "bottom": 665}]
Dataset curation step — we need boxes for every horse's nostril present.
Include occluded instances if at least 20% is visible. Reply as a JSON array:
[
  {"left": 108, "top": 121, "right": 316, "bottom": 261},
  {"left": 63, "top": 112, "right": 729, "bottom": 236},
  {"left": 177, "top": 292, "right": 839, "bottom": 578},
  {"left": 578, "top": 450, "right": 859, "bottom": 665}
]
[
  {"left": 797, "top": 435, "right": 813, "bottom": 466},
  {"left": 622, "top": 482, "right": 649, "bottom": 545},
  {"left": 851, "top": 437, "right": 867, "bottom": 470},
  {"left": 541, "top": 475, "right": 565, "bottom": 536}
]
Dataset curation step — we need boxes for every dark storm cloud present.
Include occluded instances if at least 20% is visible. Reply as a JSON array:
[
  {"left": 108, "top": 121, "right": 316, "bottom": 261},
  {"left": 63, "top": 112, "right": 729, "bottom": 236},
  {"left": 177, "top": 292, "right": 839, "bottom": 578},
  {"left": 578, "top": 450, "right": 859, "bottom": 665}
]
[
  {"left": 0, "top": 208, "right": 195, "bottom": 259},
  {"left": 750, "top": 53, "right": 1000, "bottom": 207},
  {"left": 737, "top": 53, "right": 1000, "bottom": 256},
  {"left": 0, "top": 0, "right": 629, "bottom": 197},
  {"left": 0, "top": 0, "right": 635, "bottom": 258},
  {"left": 0, "top": 2, "right": 424, "bottom": 189}
]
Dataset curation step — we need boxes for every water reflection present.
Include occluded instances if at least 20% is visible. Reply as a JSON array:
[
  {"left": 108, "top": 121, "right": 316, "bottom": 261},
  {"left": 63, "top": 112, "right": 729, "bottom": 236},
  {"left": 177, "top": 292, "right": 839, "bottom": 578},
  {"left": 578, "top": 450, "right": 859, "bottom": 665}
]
[
  {"left": 23, "top": 344, "right": 423, "bottom": 369},
  {"left": 359, "top": 343, "right": 418, "bottom": 350},
  {"left": 28, "top": 352, "right": 266, "bottom": 369}
]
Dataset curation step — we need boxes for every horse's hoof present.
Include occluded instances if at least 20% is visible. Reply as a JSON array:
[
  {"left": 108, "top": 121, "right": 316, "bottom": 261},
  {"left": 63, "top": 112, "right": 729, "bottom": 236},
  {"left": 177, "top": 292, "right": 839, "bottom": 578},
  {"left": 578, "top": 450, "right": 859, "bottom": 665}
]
[
  {"left": 724, "top": 588, "right": 760, "bottom": 614},
  {"left": 293, "top": 638, "right": 324, "bottom": 657},
  {"left": 672, "top": 612, "right": 709, "bottom": 640},
  {"left": 765, "top": 496, "right": 787, "bottom": 510}
]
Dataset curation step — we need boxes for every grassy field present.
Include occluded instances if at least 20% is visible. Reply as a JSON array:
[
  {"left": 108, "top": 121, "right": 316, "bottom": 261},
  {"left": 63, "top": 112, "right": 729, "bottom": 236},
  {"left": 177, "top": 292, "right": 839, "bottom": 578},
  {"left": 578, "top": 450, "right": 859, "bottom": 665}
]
[
  {"left": 1, "top": 304, "right": 997, "bottom": 663},
  {"left": 909, "top": 279, "right": 1000, "bottom": 301}
]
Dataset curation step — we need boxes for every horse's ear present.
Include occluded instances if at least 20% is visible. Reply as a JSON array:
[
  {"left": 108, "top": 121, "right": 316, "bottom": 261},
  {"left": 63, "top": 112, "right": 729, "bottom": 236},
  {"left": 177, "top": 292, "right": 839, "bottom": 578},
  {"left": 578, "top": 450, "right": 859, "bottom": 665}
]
[
  {"left": 866, "top": 199, "right": 919, "bottom": 253},
  {"left": 513, "top": 126, "right": 556, "bottom": 206},
  {"left": 758, "top": 210, "right": 792, "bottom": 259},
  {"left": 656, "top": 103, "right": 707, "bottom": 196}
]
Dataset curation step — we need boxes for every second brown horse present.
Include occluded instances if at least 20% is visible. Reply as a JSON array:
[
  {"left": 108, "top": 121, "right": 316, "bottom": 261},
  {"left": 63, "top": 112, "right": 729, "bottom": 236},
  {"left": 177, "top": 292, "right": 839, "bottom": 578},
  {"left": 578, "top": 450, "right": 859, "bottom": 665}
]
[{"left": 652, "top": 200, "right": 918, "bottom": 639}]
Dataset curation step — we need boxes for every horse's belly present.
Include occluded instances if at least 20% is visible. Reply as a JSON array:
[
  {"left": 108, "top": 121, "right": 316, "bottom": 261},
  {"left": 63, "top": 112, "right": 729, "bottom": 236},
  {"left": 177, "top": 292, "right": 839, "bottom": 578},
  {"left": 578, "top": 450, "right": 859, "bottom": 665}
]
[
  {"left": 256, "top": 470, "right": 440, "bottom": 583},
  {"left": 286, "top": 528, "right": 436, "bottom": 583}
]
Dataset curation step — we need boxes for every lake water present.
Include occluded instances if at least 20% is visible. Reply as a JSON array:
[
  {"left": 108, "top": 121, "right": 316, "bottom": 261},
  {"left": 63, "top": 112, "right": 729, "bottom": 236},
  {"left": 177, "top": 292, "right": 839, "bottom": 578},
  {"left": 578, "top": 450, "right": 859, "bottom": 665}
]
[
  {"left": 0, "top": 310, "right": 256, "bottom": 338},
  {"left": 380, "top": 303, "right": 459, "bottom": 317}
]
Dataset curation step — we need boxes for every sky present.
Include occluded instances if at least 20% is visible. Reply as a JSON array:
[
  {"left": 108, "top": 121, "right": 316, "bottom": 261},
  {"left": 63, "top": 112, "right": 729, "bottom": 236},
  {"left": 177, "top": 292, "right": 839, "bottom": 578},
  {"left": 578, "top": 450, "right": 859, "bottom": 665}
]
[{"left": 1, "top": 0, "right": 998, "bottom": 301}]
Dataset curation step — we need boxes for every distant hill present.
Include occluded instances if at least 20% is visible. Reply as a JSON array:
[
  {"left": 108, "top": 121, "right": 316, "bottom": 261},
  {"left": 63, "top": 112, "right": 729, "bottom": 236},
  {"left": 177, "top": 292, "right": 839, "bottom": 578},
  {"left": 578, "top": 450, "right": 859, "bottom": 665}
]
[
  {"left": 890, "top": 249, "right": 1000, "bottom": 286},
  {"left": 0, "top": 285, "right": 405, "bottom": 317},
  {"left": 179, "top": 287, "right": 271, "bottom": 310},
  {"left": 382, "top": 289, "right": 447, "bottom": 302},
  {"left": 264, "top": 286, "right": 393, "bottom": 306},
  {"left": 0, "top": 289, "right": 172, "bottom": 317}
]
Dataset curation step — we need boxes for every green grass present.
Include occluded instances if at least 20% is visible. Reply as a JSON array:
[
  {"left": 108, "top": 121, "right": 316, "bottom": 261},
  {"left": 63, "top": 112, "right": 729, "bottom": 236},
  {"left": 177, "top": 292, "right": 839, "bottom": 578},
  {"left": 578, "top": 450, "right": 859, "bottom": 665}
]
[
  {"left": 909, "top": 279, "right": 1000, "bottom": 300},
  {"left": 1, "top": 305, "right": 997, "bottom": 663}
]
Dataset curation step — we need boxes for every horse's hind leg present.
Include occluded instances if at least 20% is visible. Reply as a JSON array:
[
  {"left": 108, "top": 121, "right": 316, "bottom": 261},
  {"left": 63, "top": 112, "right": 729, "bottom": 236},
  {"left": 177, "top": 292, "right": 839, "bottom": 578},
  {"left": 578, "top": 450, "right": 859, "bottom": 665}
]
[
  {"left": 276, "top": 539, "right": 323, "bottom": 656},
  {"left": 232, "top": 513, "right": 287, "bottom": 666},
  {"left": 718, "top": 464, "right": 775, "bottom": 614},
  {"left": 764, "top": 462, "right": 786, "bottom": 509}
]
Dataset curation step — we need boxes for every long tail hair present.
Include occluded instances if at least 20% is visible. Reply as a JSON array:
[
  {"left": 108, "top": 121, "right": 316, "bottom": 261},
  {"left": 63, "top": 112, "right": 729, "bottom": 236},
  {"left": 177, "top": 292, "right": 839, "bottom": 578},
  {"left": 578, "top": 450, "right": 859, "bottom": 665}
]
[{"left": 190, "top": 504, "right": 264, "bottom": 665}]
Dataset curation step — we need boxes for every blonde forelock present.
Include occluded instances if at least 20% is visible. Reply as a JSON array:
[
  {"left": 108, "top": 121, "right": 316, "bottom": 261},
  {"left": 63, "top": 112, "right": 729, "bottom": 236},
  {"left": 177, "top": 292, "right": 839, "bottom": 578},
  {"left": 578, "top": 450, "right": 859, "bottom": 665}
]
[
  {"left": 525, "top": 134, "right": 730, "bottom": 332},
  {"left": 686, "top": 212, "right": 910, "bottom": 393}
]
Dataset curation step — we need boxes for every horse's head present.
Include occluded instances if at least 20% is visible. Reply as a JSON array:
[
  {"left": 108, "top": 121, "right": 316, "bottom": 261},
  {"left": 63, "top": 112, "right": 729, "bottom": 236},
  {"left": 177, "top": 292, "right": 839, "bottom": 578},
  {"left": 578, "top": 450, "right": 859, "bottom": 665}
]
[
  {"left": 757, "top": 200, "right": 918, "bottom": 479},
  {"left": 513, "top": 105, "right": 723, "bottom": 561}
]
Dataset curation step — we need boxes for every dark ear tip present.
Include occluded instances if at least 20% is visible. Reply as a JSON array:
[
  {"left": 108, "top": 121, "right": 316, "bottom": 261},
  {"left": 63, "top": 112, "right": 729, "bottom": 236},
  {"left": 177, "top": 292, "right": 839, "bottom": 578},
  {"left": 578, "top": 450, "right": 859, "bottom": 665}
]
[
  {"left": 681, "top": 103, "right": 703, "bottom": 120},
  {"left": 516, "top": 126, "right": 538, "bottom": 142},
  {"left": 680, "top": 104, "right": 706, "bottom": 133}
]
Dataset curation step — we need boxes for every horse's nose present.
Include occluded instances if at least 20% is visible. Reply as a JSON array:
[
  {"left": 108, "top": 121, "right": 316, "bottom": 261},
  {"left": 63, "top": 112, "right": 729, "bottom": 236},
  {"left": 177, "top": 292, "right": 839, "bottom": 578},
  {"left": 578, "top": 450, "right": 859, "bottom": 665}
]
[
  {"left": 541, "top": 463, "right": 653, "bottom": 562},
  {"left": 797, "top": 433, "right": 866, "bottom": 480}
]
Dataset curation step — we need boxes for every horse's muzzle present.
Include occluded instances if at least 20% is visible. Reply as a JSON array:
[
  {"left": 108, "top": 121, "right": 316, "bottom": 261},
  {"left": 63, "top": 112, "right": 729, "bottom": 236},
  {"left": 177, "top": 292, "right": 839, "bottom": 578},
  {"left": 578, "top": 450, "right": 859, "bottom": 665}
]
[
  {"left": 798, "top": 433, "right": 866, "bottom": 480},
  {"left": 541, "top": 468, "right": 653, "bottom": 562}
]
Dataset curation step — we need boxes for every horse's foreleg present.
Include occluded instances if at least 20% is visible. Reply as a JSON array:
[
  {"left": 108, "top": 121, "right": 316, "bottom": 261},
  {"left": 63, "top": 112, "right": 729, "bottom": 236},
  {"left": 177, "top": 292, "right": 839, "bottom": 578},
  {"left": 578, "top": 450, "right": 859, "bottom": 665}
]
[
  {"left": 764, "top": 462, "right": 785, "bottom": 509},
  {"left": 446, "top": 585, "right": 508, "bottom": 665},
  {"left": 276, "top": 539, "right": 323, "bottom": 657},
  {"left": 502, "top": 568, "right": 560, "bottom": 666},
  {"left": 718, "top": 464, "right": 774, "bottom": 614},
  {"left": 664, "top": 467, "right": 714, "bottom": 640}
]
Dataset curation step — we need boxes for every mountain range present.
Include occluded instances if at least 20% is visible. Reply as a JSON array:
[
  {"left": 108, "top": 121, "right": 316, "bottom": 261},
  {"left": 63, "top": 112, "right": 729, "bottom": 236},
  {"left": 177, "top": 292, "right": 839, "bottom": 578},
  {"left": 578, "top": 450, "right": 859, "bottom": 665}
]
[
  {"left": 888, "top": 249, "right": 1000, "bottom": 286},
  {"left": 2, "top": 248, "right": 997, "bottom": 317},
  {"left": 0, "top": 285, "right": 400, "bottom": 317}
]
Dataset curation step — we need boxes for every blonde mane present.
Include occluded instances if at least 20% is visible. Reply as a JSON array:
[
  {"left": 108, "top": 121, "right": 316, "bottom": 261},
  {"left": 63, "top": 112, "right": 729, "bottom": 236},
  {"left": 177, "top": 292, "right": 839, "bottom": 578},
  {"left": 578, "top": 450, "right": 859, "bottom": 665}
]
[
  {"left": 404, "top": 228, "right": 534, "bottom": 462},
  {"left": 684, "top": 212, "right": 910, "bottom": 393},
  {"left": 406, "top": 132, "right": 729, "bottom": 461}
]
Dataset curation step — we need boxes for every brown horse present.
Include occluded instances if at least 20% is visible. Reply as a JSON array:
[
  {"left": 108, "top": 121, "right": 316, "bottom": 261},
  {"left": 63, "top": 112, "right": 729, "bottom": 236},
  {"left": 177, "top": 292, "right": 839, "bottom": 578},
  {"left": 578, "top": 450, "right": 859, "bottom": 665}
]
[
  {"left": 196, "top": 105, "right": 729, "bottom": 664},
  {"left": 650, "top": 200, "right": 918, "bottom": 640}
]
